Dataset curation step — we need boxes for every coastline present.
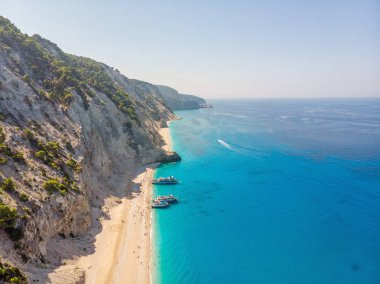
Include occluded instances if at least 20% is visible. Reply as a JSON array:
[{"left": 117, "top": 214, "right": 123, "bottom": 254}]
[
  {"left": 151, "top": 121, "right": 173, "bottom": 283},
  {"left": 81, "top": 122, "right": 173, "bottom": 283},
  {"left": 45, "top": 122, "right": 173, "bottom": 283}
]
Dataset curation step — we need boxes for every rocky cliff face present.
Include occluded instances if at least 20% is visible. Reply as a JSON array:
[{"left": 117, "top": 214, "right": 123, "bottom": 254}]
[{"left": 0, "top": 16, "right": 187, "bottom": 279}]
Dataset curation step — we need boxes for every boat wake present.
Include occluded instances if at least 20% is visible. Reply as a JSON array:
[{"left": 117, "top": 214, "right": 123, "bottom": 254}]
[
  {"left": 217, "top": 139, "right": 235, "bottom": 151},
  {"left": 224, "top": 141, "right": 260, "bottom": 152},
  {"left": 218, "top": 139, "right": 264, "bottom": 156}
]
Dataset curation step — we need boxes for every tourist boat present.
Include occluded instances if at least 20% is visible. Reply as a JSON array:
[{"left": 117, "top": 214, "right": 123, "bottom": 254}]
[
  {"left": 199, "top": 103, "right": 213, "bottom": 108},
  {"left": 155, "top": 194, "right": 177, "bottom": 203},
  {"left": 152, "top": 176, "right": 178, "bottom": 185},
  {"left": 151, "top": 201, "right": 170, "bottom": 208}
]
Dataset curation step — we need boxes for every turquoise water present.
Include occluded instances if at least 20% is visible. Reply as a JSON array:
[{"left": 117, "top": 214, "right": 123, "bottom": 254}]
[{"left": 153, "top": 99, "right": 380, "bottom": 284}]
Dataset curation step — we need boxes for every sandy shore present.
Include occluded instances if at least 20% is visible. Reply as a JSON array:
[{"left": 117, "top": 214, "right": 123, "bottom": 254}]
[
  {"left": 159, "top": 121, "right": 173, "bottom": 152},
  {"left": 100, "top": 125, "right": 171, "bottom": 283},
  {"left": 76, "top": 166, "right": 156, "bottom": 284},
  {"left": 79, "top": 124, "right": 172, "bottom": 283},
  {"left": 44, "top": 123, "right": 173, "bottom": 283}
]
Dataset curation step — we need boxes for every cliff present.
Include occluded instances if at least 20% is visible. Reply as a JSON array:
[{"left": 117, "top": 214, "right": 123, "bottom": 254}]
[
  {"left": 0, "top": 16, "right": 187, "bottom": 282},
  {"left": 155, "top": 85, "right": 206, "bottom": 110}
]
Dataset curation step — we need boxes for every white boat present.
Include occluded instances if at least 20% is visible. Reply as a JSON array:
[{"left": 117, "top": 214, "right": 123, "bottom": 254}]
[
  {"left": 155, "top": 194, "right": 177, "bottom": 203},
  {"left": 152, "top": 176, "right": 178, "bottom": 185},
  {"left": 151, "top": 201, "right": 170, "bottom": 208}
]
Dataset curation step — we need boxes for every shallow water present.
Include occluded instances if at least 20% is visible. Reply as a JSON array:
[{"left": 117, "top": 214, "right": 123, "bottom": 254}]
[{"left": 153, "top": 99, "right": 380, "bottom": 284}]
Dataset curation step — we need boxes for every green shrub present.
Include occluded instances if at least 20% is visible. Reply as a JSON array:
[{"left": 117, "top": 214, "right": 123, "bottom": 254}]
[
  {"left": 22, "top": 207, "right": 31, "bottom": 215},
  {"left": 66, "top": 158, "right": 82, "bottom": 173},
  {"left": 45, "top": 141, "right": 61, "bottom": 153},
  {"left": 1, "top": 178, "right": 16, "bottom": 192},
  {"left": 0, "top": 144, "right": 12, "bottom": 156},
  {"left": 49, "top": 162, "right": 59, "bottom": 170},
  {"left": 0, "top": 127, "right": 5, "bottom": 143},
  {"left": 42, "top": 177, "right": 78, "bottom": 195},
  {"left": 42, "top": 179, "right": 59, "bottom": 193},
  {"left": 69, "top": 181, "right": 80, "bottom": 192},
  {"left": 22, "top": 75, "right": 30, "bottom": 83},
  {"left": 58, "top": 183, "right": 68, "bottom": 195},
  {"left": 12, "top": 152, "right": 25, "bottom": 163},
  {"left": 42, "top": 179, "right": 67, "bottom": 195},
  {"left": 19, "top": 193, "right": 28, "bottom": 202},
  {"left": 36, "top": 140, "right": 45, "bottom": 150},
  {"left": 0, "top": 200, "right": 22, "bottom": 241},
  {"left": 35, "top": 150, "right": 47, "bottom": 162},
  {"left": 47, "top": 91, "right": 56, "bottom": 100},
  {"left": 63, "top": 92, "right": 74, "bottom": 104},
  {"left": 0, "top": 260, "right": 28, "bottom": 284},
  {"left": 0, "top": 203, "right": 18, "bottom": 229},
  {"left": 0, "top": 157, "right": 7, "bottom": 165},
  {"left": 35, "top": 140, "right": 65, "bottom": 170}
]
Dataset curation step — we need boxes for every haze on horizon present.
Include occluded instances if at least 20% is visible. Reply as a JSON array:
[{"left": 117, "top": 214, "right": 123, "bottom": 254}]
[{"left": 1, "top": 0, "right": 379, "bottom": 99}]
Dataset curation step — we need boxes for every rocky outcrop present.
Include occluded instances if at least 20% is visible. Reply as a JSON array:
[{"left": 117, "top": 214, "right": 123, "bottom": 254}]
[
  {"left": 159, "top": 151, "right": 182, "bottom": 163},
  {"left": 0, "top": 16, "right": 190, "bottom": 278}
]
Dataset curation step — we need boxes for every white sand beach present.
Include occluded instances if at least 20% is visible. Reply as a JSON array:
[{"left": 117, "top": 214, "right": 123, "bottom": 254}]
[
  {"left": 44, "top": 124, "right": 173, "bottom": 284},
  {"left": 78, "top": 124, "right": 172, "bottom": 283}
]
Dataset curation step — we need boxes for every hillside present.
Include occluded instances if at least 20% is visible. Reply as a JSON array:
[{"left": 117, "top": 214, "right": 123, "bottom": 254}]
[
  {"left": 0, "top": 16, "right": 191, "bottom": 282},
  {"left": 155, "top": 85, "right": 206, "bottom": 110}
]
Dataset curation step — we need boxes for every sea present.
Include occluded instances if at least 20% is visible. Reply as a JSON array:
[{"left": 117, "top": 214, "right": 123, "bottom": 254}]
[{"left": 152, "top": 99, "right": 380, "bottom": 284}]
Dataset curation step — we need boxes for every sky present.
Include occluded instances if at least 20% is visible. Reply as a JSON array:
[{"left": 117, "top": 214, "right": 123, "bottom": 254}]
[{"left": 0, "top": 0, "right": 379, "bottom": 99}]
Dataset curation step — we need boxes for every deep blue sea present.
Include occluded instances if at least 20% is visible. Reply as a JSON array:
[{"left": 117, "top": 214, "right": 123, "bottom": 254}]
[{"left": 153, "top": 99, "right": 380, "bottom": 284}]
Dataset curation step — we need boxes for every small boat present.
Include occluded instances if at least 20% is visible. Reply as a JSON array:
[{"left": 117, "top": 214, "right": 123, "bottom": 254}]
[
  {"left": 199, "top": 103, "right": 213, "bottom": 108},
  {"left": 151, "top": 201, "right": 170, "bottom": 208},
  {"left": 155, "top": 194, "right": 177, "bottom": 203},
  {"left": 152, "top": 176, "right": 178, "bottom": 185}
]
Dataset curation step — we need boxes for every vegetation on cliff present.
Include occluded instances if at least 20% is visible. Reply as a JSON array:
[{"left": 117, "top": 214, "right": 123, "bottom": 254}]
[
  {"left": 0, "top": 16, "right": 138, "bottom": 122},
  {"left": 0, "top": 259, "right": 28, "bottom": 284}
]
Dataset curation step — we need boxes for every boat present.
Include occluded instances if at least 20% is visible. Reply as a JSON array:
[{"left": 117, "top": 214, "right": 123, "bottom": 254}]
[
  {"left": 151, "top": 200, "right": 170, "bottom": 208},
  {"left": 155, "top": 194, "right": 177, "bottom": 203},
  {"left": 152, "top": 176, "right": 178, "bottom": 185},
  {"left": 199, "top": 103, "right": 213, "bottom": 108}
]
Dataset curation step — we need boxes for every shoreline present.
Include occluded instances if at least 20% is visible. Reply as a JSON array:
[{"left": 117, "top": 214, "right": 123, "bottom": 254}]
[
  {"left": 151, "top": 120, "right": 173, "bottom": 283},
  {"left": 53, "top": 121, "right": 174, "bottom": 283}
]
